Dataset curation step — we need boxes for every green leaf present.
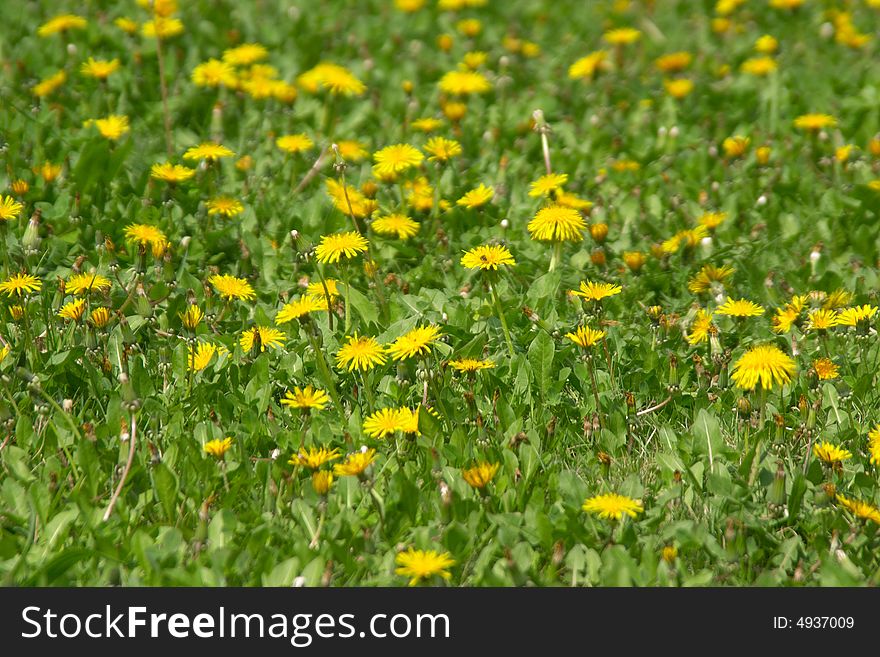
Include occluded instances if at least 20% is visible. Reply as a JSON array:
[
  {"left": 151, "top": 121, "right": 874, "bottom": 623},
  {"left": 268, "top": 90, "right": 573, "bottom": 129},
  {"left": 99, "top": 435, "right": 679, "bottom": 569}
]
[
  {"left": 528, "top": 331, "right": 554, "bottom": 396},
  {"left": 152, "top": 463, "right": 179, "bottom": 521}
]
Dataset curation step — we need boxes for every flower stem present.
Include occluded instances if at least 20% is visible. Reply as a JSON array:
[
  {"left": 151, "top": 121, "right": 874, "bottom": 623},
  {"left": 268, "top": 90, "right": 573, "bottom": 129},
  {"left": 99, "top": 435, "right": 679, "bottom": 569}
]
[{"left": 489, "top": 281, "right": 515, "bottom": 358}]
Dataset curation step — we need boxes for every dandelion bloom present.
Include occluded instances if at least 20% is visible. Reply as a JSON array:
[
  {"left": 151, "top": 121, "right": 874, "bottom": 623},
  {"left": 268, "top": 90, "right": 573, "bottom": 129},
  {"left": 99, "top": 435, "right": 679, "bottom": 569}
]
[
  {"left": 448, "top": 358, "right": 494, "bottom": 373},
  {"left": 80, "top": 57, "right": 121, "bottom": 79},
  {"left": 58, "top": 299, "right": 86, "bottom": 322},
  {"left": 460, "top": 244, "right": 515, "bottom": 270},
  {"left": 386, "top": 324, "right": 443, "bottom": 360},
  {"left": 275, "top": 296, "right": 326, "bottom": 325},
  {"left": 336, "top": 334, "right": 387, "bottom": 371},
  {"left": 36, "top": 162, "right": 62, "bottom": 182},
  {"left": 281, "top": 386, "right": 330, "bottom": 411},
  {"left": 335, "top": 140, "right": 369, "bottom": 162},
  {"left": 150, "top": 162, "right": 196, "bottom": 183},
  {"left": 806, "top": 309, "right": 839, "bottom": 331},
  {"left": 188, "top": 342, "right": 226, "bottom": 371},
  {"left": 33, "top": 70, "right": 66, "bottom": 97},
  {"left": 867, "top": 425, "right": 880, "bottom": 466},
  {"left": 655, "top": 51, "right": 692, "bottom": 73},
  {"left": 90, "top": 115, "right": 130, "bottom": 140},
  {"left": 582, "top": 492, "right": 644, "bottom": 520},
  {"left": 571, "top": 281, "right": 622, "bottom": 302},
  {"left": 183, "top": 142, "right": 235, "bottom": 161},
  {"left": 663, "top": 78, "right": 694, "bottom": 99},
  {"left": 371, "top": 214, "right": 420, "bottom": 240},
  {"left": 125, "top": 223, "right": 169, "bottom": 257},
  {"left": 333, "top": 448, "right": 377, "bottom": 477},
  {"left": 326, "top": 179, "right": 377, "bottom": 218},
  {"left": 423, "top": 137, "right": 462, "bottom": 163},
  {"left": 204, "top": 438, "right": 233, "bottom": 458},
  {"left": 142, "top": 17, "right": 185, "bottom": 39},
  {"left": 456, "top": 184, "right": 494, "bottom": 209},
  {"left": 730, "top": 344, "right": 796, "bottom": 390},
  {"left": 363, "top": 408, "right": 406, "bottom": 438},
  {"left": 837, "top": 305, "right": 876, "bottom": 327},
  {"left": 793, "top": 114, "right": 837, "bottom": 131},
  {"left": 0, "top": 273, "right": 42, "bottom": 297},
  {"left": 623, "top": 251, "right": 647, "bottom": 272},
  {"left": 395, "top": 548, "right": 455, "bottom": 585},
  {"left": 835, "top": 494, "right": 880, "bottom": 524},
  {"left": 240, "top": 326, "right": 286, "bottom": 352},
  {"left": 192, "top": 59, "right": 237, "bottom": 88},
  {"left": 289, "top": 447, "right": 340, "bottom": 470},
  {"left": 297, "top": 62, "right": 365, "bottom": 96},
  {"left": 528, "top": 173, "right": 568, "bottom": 197},
  {"left": 715, "top": 298, "right": 764, "bottom": 318},
  {"left": 686, "top": 309, "right": 716, "bottom": 345},
  {"left": 0, "top": 196, "right": 24, "bottom": 221},
  {"left": 462, "top": 462, "right": 500, "bottom": 489},
  {"left": 210, "top": 274, "right": 255, "bottom": 301},
  {"left": 527, "top": 205, "right": 586, "bottom": 242},
  {"left": 206, "top": 197, "right": 244, "bottom": 218},
  {"left": 89, "top": 307, "right": 112, "bottom": 329},
  {"left": 722, "top": 136, "right": 750, "bottom": 158},
  {"left": 276, "top": 134, "right": 314, "bottom": 154},
  {"left": 311, "top": 471, "right": 334, "bottom": 495},
  {"left": 603, "top": 27, "right": 641, "bottom": 45},
  {"left": 66, "top": 272, "right": 111, "bottom": 295},
  {"left": 314, "top": 231, "right": 369, "bottom": 264},
  {"left": 38, "top": 14, "right": 87, "bottom": 37},
  {"left": 306, "top": 279, "right": 341, "bottom": 300},
  {"left": 697, "top": 212, "right": 728, "bottom": 230},
  {"left": 222, "top": 43, "right": 269, "bottom": 66},
  {"left": 741, "top": 57, "right": 777, "bottom": 76},
  {"left": 565, "top": 325, "right": 606, "bottom": 348},
  {"left": 179, "top": 305, "right": 204, "bottom": 330},
  {"left": 373, "top": 144, "right": 424, "bottom": 178},
  {"left": 568, "top": 51, "right": 608, "bottom": 79},
  {"left": 438, "top": 70, "right": 491, "bottom": 95},
  {"left": 812, "top": 357, "right": 839, "bottom": 380},
  {"left": 814, "top": 442, "right": 852, "bottom": 464},
  {"left": 411, "top": 117, "right": 444, "bottom": 133}
]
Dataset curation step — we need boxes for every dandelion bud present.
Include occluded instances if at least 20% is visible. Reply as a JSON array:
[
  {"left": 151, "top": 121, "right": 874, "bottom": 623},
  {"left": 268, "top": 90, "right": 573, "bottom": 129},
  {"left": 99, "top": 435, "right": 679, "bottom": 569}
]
[
  {"left": 736, "top": 397, "right": 751, "bottom": 415},
  {"left": 767, "top": 461, "right": 786, "bottom": 507},
  {"left": 589, "top": 222, "right": 608, "bottom": 243},
  {"left": 662, "top": 546, "right": 678, "bottom": 564},
  {"left": 818, "top": 130, "right": 828, "bottom": 142},
  {"left": 499, "top": 55, "right": 510, "bottom": 69},
  {"left": 402, "top": 79, "right": 413, "bottom": 94},
  {"left": 590, "top": 249, "right": 606, "bottom": 266},
  {"left": 708, "top": 145, "right": 718, "bottom": 157},
  {"left": 311, "top": 471, "right": 333, "bottom": 496},
  {"left": 437, "top": 33, "right": 453, "bottom": 51},
  {"left": 11, "top": 179, "right": 29, "bottom": 196},
  {"left": 439, "top": 481, "right": 452, "bottom": 506},
  {"left": 869, "top": 136, "right": 880, "bottom": 157}
]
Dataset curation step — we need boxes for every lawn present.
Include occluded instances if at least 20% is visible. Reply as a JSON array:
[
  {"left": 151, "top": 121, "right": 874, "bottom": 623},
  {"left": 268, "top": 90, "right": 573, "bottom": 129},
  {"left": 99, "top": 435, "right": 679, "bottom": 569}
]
[{"left": 1, "top": 0, "right": 880, "bottom": 586}]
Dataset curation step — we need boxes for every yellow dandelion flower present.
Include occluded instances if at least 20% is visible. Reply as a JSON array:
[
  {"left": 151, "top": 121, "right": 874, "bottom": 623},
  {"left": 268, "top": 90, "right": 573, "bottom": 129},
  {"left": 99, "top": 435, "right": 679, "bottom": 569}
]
[
  {"left": 698, "top": 212, "right": 728, "bottom": 229},
  {"left": 179, "top": 305, "right": 204, "bottom": 330},
  {"left": 686, "top": 309, "right": 716, "bottom": 345},
  {"left": 297, "top": 62, "right": 365, "bottom": 96},
  {"left": 289, "top": 446, "right": 340, "bottom": 470},
  {"left": 0, "top": 272, "right": 42, "bottom": 297},
  {"left": 806, "top": 309, "right": 839, "bottom": 331},
  {"left": 91, "top": 115, "right": 130, "bottom": 140},
  {"left": 565, "top": 325, "right": 607, "bottom": 348},
  {"left": 716, "top": 297, "right": 764, "bottom": 317},
  {"left": 741, "top": 57, "right": 778, "bottom": 76},
  {"left": 276, "top": 134, "right": 314, "bottom": 154},
  {"left": 0, "top": 196, "right": 24, "bottom": 221},
  {"left": 386, "top": 324, "right": 443, "bottom": 361},
  {"left": 793, "top": 114, "right": 837, "bottom": 131},
  {"left": 395, "top": 548, "right": 455, "bottom": 586},
  {"left": 835, "top": 494, "right": 880, "bottom": 524},
  {"left": 568, "top": 51, "right": 608, "bottom": 80},
  {"left": 603, "top": 27, "right": 641, "bottom": 45},
  {"left": 204, "top": 437, "right": 233, "bottom": 458},
  {"left": 222, "top": 43, "right": 268, "bottom": 66},
  {"left": 823, "top": 289, "right": 853, "bottom": 310},
  {"left": 209, "top": 274, "right": 255, "bottom": 301},
  {"left": 306, "top": 279, "right": 340, "bottom": 300},
  {"left": 150, "top": 162, "right": 196, "bottom": 183},
  {"left": 837, "top": 305, "right": 877, "bottom": 327},
  {"left": 88, "top": 307, "right": 112, "bottom": 329},
  {"left": 731, "top": 344, "right": 796, "bottom": 390},
  {"left": 183, "top": 142, "right": 235, "bottom": 161},
  {"left": 335, "top": 140, "right": 369, "bottom": 162},
  {"left": 655, "top": 51, "right": 692, "bottom": 73},
  {"left": 623, "top": 251, "right": 647, "bottom": 272},
  {"left": 571, "top": 281, "right": 622, "bottom": 302},
  {"left": 38, "top": 14, "right": 87, "bottom": 37},
  {"left": 687, "top": 265, "right": 735, "bottom": 294},
  {"left": 188, "top": 342, "right": 226, "bottom": 371},
  {"left": 114, "top": 17, "right": 138, "bottom": 34},
  {"left": 448, "top": 358, "right": 494, "bottom": 373},
  {"left": 35, "top": 162, "right": 62, "bottom": 182},
  {"left": 281, "top": 386, "right": 330, "bottom": 411},
  {"left": 456, "top": 183, "right": 494, "bottom": 209},
  {"left": 32, "top": 70, "right": 67, "bottom": 97},
  {"left": 240, "top": 326, "right": 286, "bottom": 353},
  {"left": 206, "top": 197, "right": 244, "bottom": 218},
  {"left": 311, "top": 471, "right": 334, "bottom": 495},
  {"left": 867, "top": 425, "right": 880, "bottom": 466},
  {"left": 336, "top": 334, "right": 387, "bottom": 371},
  {"left": 363, "top": 408, "right": 405, "bottom": 438},
  {"left": 527, "top": 205, "right": 586, "bottom": 242},
  {"left": 142, "top": 17, "right": 185, "bottom": 39},
  {"left": 460, "top": 244, "right": 515, "bottom": 270},
  {"left": 663, "top": 78, "right": 694, "bottom": 99},
  {"left": 462, "top": 462, "right": 500, "bottom": 489},
  {"left": 275, "top": 295, "right": 326, "bottom": 325},
  {"left": 411, "top": 117, "right": 444, "bottom": 133},
  {"left": 371, "top": 214, "right": 420, "bottom": 240},
  {"left": 438, "top": 69, "right": 491, "bottom": 95},
  {"left": 423, "top": 137, "right": 462, "bottom": 163},
  {"left": 66, "top": 272, "right": 111, "bottom": 295},
  {"left": 814, "top": 441, "right": 852, "bottom": 464},
  {"left": 80, "top": 57, "right": 121, "bottom": 79},
  {"left": 57, "top": 299, "right": 86, "bottom": 321},
  {"left": 314, "top": 231, "right": 369, "bottom": 264},
  {"left": 192, "top": 59, "right": 237, "bottom": 88},
  {"left": 333, "top": 448, "right": 377, "bottom": 477},
  {"left": 582, "top": 492, "right": 644, "bottom": 520},
  {"left": 722, "top": 135, "right": 750, "bottom": 158},
  {"left": 373, "top": 144, "right": 424, "bottom": 178},
  {"left": 812, "top": 357, "right": 839, "bottom": 380},
  {"left": 528, "top": 173, "right": 568, "bottom": 198}
]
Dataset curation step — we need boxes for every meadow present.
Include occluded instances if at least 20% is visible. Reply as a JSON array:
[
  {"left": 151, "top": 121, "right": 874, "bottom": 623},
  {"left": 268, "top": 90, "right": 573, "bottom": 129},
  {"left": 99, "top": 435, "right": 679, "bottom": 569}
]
[{"left": 1, "top": 0, "right": 880, "bottom": 586}]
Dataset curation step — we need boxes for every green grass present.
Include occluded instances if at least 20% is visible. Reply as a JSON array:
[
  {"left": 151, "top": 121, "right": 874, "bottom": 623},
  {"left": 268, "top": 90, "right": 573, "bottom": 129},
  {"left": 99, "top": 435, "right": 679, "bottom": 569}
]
[{"left": 1, "top": 0, "right": 880, "bottom": 586}]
